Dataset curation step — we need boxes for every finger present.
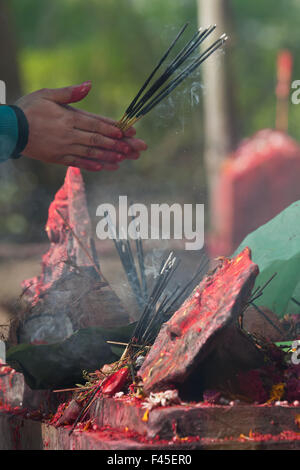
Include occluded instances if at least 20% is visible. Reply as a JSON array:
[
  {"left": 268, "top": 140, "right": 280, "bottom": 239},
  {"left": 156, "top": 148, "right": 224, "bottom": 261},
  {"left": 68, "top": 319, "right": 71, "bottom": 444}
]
[
  {"left": 72, "top": 127, "right": 130, "bottom": 153},
  {"left": 124, "top": 127, "right": 136, "bottom": 137},
  {"left": 41, "top": 81, "right": 92, "bottom": 105},
  {"left": 71, "top": 107, "right": 136, "bottom": 137},
  {"left": 125, "top": 151, "right": 140, "bottom": 160},
  {"left": 59, "top": 156, "right": 119, "bottom": 172},
  {"left": 99, "top": 163, "right": 119, "bottom": 171},
  {"left": 73, "top": 113, "right": 123, "bottom": 139},
  {"left": 123, "top": 137, "right": 148, "bottom": 152},
  {"left": 59, "top": 156, "right": 102, "bottom": 172},
  {"left": 69, "top": 144, "right": 126, "bottom": 163},
  {"left": 72, "top": 108, "right": 118, "bottom": 126},
  {"left": 92, "top": 116, "right": 136, "bottom": 136}
]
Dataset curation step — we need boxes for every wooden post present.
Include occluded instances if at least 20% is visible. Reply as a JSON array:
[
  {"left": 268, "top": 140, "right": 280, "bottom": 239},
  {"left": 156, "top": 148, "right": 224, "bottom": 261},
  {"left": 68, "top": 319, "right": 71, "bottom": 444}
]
[
  {"left": 197, "top": 0, "right": 237, "bottom": 229},
  {"left": 276, "top": 50, "right": 293, "bottom": 133}
]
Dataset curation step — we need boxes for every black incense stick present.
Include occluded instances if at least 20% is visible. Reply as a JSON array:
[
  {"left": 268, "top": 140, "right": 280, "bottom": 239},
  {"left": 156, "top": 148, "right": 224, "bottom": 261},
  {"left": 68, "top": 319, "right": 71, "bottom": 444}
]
[
  {"left": 136, "top": 35, "right": 227, "bottom": 119},
  {"left": 125, "top": 22, "right": 189, "bottom": 117},
  {"left": 126, "top": 25, "right": 217, "bottom": 120},
  {"left": 118, "top": 23, "right": 228, "bottom": 131}
]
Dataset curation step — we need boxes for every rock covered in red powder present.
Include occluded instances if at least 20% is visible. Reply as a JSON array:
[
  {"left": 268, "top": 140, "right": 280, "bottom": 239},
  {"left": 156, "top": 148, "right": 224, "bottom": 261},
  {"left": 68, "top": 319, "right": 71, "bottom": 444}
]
[
  {"left": 139, "top": 248, "right": 262, "bottom": 395},
  {"left": 23, "top": 167, "right": 94, "bottom": 300},
  {"left": 285, "top": 364, "right": 300, "bottom": 402},
  {"left": 0, "top": 363, "right": 14, "bottom": 376},
  {"left": 17, "top": 168, "right": 129, "bottom": 344},
  {"left": 54, "top": 399, "right": 82, "bottom": 427},
  {"left": 49, "top": 401, "right": 70, "bottom": 426},
  {"left": 236, "top": 369, "right": 269, "bottom": 403},
  {"left": 233, "top": 360, "right": 300, "bottom": 404}
]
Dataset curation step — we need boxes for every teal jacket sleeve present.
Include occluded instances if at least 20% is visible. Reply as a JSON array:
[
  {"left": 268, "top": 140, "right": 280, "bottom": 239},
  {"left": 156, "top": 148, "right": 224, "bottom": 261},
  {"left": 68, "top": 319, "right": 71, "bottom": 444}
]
[{"left": 0, "top": 105, "right": 29, "bottom": 163}]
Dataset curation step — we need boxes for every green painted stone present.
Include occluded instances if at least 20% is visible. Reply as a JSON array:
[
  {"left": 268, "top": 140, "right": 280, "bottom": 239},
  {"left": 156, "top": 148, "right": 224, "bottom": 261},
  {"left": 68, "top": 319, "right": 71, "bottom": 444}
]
[
  {"left": 6, "top": 323, "right": 135, "bottom": 389},
  {"left": 235, "top": 200, "right": 300, "bottom": 317}
]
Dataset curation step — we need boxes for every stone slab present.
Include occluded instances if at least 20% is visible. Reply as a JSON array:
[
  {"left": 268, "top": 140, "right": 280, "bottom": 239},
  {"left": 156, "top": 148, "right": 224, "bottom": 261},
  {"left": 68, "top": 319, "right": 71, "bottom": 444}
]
[
  {"left": 1, "top": 410, "right": 299, "bottom": 450},
  {"left": 91, "top": 396, "right": 300, "bottom": 441},
  {"left": 139, "top": 248, "right": 261, "bottom": 396},
  {"left": 0, "top": 368, "right": 69, "bottom": 413}
]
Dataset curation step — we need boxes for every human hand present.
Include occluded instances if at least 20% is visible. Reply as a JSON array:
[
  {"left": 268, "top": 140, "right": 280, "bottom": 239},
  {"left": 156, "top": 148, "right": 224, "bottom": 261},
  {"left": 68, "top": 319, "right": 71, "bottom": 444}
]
[{"left": 16, "top": 81, "right": 147, "bottom": 171}]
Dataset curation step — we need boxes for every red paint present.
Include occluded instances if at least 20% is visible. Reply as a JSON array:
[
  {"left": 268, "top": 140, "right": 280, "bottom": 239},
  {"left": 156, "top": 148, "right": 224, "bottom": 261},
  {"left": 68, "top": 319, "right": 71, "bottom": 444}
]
[
  {"left": 237, "top": 430, "right": 300, "bottom": 443},
  {"left": 0, "top": 365, "right": 14, "bottom": 375},
  {"left": 11, "top": 422, "right": 21, "bottom": 450},
  {"left": 2, "top": 390, "right": 300, "bottom": 448},
  {"left": 22, "top": 167, "right": 90, "bottom": 308},
  {"left": 139, "top": 248, "right": 259, "bottom": 393},
  {"left": 70, "top": 81, "right": 92, "bottom": 103},
  {"left": 49, "top": 401, "right": 70, "bottom": 426},
  {"left": 60, "top": 422, "right": 300, "bottom": 447}
]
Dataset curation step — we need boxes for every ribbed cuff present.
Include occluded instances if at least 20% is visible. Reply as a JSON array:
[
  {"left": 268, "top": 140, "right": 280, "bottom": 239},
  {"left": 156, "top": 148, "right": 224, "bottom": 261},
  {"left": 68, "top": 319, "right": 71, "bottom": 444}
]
[{"left": 9, "top": 105, "right": 29, "bottom": 159}]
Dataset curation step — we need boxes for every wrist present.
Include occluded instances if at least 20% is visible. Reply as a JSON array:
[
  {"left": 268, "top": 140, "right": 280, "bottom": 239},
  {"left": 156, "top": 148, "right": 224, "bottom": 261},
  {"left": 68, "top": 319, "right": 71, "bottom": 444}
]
[
  {"left": 0, "top": 105, "right": 18, "bottom": 162},
  {"left": 9, "top": 105, "right": 29, "bottom": 159}
]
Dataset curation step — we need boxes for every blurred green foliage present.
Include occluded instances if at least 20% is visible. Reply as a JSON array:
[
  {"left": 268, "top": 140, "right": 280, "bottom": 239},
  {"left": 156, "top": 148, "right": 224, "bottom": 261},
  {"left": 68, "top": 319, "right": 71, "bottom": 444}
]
[
  {"left": 1, "top": 0, "right": 300, "bottom": 241},
  {"left": 231, "top": 0, "right": 300, "bottom": 137}
]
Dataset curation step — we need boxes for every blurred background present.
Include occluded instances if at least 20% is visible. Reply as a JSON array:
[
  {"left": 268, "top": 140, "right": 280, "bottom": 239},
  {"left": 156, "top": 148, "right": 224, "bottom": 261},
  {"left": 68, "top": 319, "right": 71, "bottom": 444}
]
[{"left": 1, "top": 0, "right": 300, "bottom": 321}]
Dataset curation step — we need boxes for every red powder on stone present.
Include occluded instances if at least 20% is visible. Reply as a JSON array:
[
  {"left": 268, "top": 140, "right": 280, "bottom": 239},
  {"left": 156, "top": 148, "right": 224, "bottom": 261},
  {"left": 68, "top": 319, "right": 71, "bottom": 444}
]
[
  {"left": 285, "top": 364, "right": 300, "bottom": 402},
  {"left": 237, "top": 370, "right": 269, "bottom": 403},
  {"left": 101, "top": 367, "right": 130, "bottom": 397},
  {"left": 48, "top": 401, "right": 70, "bottom": 426},
  {"left": 0, "top": 365, "right": 13, "bottom": 376},
  {"left": 237, "top": 430, "right": 300, "bottom": 443},
  {"left": 139, "top": 248, "right": 259, "bottom": 393}
]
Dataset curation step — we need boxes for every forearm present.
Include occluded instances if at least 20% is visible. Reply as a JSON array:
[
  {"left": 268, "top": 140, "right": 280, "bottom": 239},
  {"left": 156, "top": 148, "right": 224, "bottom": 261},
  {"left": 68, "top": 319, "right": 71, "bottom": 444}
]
[{"left": 0, "top": 105, "right": 28, "bottom": 162}]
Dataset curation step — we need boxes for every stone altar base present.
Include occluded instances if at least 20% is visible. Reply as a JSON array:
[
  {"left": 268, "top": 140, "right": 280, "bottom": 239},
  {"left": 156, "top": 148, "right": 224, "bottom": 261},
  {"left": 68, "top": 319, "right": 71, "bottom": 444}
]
[{"left": 0, "top": 369, "right": 300, "bottom": 450}]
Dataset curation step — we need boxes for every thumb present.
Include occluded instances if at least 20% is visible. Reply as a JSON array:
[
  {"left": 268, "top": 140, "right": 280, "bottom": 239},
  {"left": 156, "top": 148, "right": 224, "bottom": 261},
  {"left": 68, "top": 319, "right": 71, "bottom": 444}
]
[{"left": 43, "top": 81, "right": 92, "bottom": 104}]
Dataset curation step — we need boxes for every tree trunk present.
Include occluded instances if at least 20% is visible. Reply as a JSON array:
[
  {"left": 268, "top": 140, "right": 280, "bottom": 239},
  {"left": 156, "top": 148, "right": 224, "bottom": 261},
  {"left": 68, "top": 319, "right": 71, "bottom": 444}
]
[
  {"left": 0, "top": 0, "right": 22, "bottom": 103},
  {"left": 197, "top": 0, "right": 238, "bottom": 229}
]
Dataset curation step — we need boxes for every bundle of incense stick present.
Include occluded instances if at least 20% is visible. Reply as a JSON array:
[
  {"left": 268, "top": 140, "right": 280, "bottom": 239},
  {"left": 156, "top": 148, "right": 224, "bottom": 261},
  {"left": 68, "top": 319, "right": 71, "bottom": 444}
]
[
  {"left": 68, "top": 251, "right": 208, "bottom": 435},
  {"left": 117, "top": 23, "right": 228, "bottom": 131},
  {"left": 105, "top": 210, "right": 147, "bottom": 309},
  {"left": 119, "top": 251, "right": 208, "bottom": 361},
  {"left": 105, "top": 211, "right": 208, "bottom": 322},
  {"left": 130, "top": 252, "right": 209, "bottom": 347}
]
